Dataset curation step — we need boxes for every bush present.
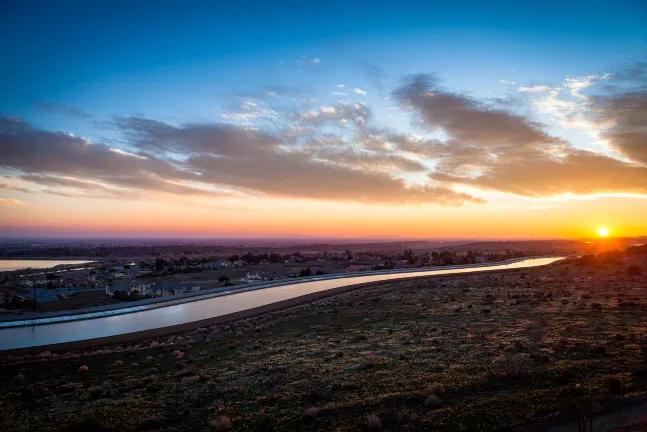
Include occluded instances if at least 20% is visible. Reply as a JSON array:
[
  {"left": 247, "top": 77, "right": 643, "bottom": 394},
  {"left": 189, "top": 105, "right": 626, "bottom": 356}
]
[
  {"left": 429, "top": 382, "right": 446, "bottom": 397},
  {"left": 487, "top": 354, "right": 529, "bottom": 380},
  {"left": 210, "top": 416, "right": 231, "bottom": 431},
  {"left": 366, "top": 414, "right": 381, "bottom": 430},
  {"left": 424, "top": 394, "right": 442, "bottom": 409},
  {"left": 627, "top": 265, "right": 642, "bottom": 276}
]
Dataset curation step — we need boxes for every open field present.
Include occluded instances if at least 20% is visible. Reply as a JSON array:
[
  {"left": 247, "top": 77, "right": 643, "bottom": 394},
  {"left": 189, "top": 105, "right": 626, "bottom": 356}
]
[{"left": 1, "top": 255, "right": 646, "bottom": 431}]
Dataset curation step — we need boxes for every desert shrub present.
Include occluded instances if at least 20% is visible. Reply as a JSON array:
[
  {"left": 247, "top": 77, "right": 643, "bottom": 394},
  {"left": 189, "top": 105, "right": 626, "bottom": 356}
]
[
  {"left": 487, "top": 354, "right": 530, "bottom": 381},
  {"left": 424, "top": 394, "right": 442, "bottom": 409},
  {"left": 306, "top": 407, "right": 320, "bottom": 417},
  {"left": 366, "top": 414, "right": 381, "bottom": 430},
  {"left": 428, "top": 382, "right": 446, "bottom": 397},
  {"left": 210, "top": 416, "right": 231, "bottom": 431},
  {"left": 627, "top": 265, "right": 642, "bottom": 276},
  {"left": 602, "top": 376, "right": 623, "bottom": 396}
]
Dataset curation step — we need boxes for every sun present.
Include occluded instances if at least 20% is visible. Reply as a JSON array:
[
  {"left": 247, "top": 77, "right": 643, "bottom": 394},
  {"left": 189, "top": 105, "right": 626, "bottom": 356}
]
[{"left": 597, "top": 227, "right": 610, "bottom": 237}]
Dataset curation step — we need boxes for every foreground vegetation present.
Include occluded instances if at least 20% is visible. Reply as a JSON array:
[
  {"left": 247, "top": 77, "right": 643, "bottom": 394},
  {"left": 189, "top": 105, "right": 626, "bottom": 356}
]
[{"left": 1, "top": 252, "right": 646, "bottom": 431}]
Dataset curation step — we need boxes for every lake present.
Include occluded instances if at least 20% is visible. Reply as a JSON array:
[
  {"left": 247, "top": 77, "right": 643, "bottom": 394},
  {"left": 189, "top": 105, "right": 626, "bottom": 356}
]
[{"left": 0, "top": 260, "right": 93, "bottom": 272}]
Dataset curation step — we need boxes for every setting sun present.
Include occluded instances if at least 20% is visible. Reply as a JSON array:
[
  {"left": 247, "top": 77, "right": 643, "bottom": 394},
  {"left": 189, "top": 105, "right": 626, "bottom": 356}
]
[{"left": 598, "top": 227, "right": 610, "bottom": 237}]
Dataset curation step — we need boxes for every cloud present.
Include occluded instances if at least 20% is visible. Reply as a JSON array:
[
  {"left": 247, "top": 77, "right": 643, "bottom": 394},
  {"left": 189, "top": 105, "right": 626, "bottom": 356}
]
[
  {"left": 0, "top": 182, "right": 30, "bottom": 193},
  {"left": 333, "top": 84, "right": 345, "bottom": 88},
  {"left": 518, "top": 85, "right": 551, "bottom": 93},
  {"left": 34, "top": 102, "right": 93, "bottom": 119},
  {"left": 295, "top": 102, "right": 372, "bottom": 128},
  {"left": 115, "top": 116, "right": 481, "bottom": 206},
  {"left": 331, "top": 92, "right": 348, "bottom": 96},
  {"left": 393, "top": 74, "right": 562, "bottom": 148},
  {"left": 499, "top": 80, "right": 517, "bottom": 85},
  {"left": 189, "top": 151, "right": 481, "bottom": 205},
  {"left": 353, "top": 88, "right": 367, "bottom": 96},
  {"left": 0, "top": 117, "right": 224, "bottom": 198},
  {"left": 393, "top": 73, "right": 647, "bottom": 198},
  {"left": 431, "top": 149, "right": 647, "bottom": 197},
  {"left": 0, "top": 198, "right": 26, "bottom": 208},
  {"left": 587, "top": 64, "right": 647, "bottom": 164}
]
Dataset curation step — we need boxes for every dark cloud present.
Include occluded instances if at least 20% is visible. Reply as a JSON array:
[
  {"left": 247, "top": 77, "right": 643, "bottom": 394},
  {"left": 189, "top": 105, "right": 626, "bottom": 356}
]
[
  {"left": 0, "top": 115, "right": 481, "bottom": 206},
  {"left": 188, "top": 152, "right": 482, "bottom": 205},
  {"left": 393, "top": 74, "right": 562, "bottom": 147},
  {"left": 34, "top": 102, "right": 93, "bottom": 119},
  {"left": 0, "top": 117, "right": 220, "bottom": 198},
  {"left": 391, "top": 72, "right": 647, "bottom": 197},
  {"left": 120, "top": 117, "right": 481, "bottom": 205},
  {"left": 591, "top": 85, "right": 647, "bottom": 164},
  {"left": 115, "top": 116, "right": 281, "bottom": 157},
  {"left": 432, "top": 150, "right": 647, "bottom": 197}
]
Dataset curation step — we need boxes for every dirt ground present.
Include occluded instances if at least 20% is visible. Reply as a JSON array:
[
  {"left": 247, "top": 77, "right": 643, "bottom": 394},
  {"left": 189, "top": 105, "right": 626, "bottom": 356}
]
[{"left": 1, "top": 254, "right": 646, "bottom": 431}]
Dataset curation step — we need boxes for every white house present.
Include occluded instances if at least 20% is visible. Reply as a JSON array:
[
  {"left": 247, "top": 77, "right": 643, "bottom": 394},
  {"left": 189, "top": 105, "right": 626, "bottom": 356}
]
[{"left": 245, "top": 272, "right": 263, "bottom": 283}]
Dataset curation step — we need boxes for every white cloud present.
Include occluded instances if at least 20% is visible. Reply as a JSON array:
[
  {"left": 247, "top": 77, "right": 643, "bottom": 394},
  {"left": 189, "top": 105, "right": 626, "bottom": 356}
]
[
  {"left": 0, "top": 198, "right": 26, "bottom": 208},
  {"left": 518, "top": 85, "right": 551, "bottom": 93},
  {"left": 331, "top": 92, "right": 348, "bottom": 96},
  {"left": 109, "top": 148, "right": 149, "bottom": 160},
  {"left": 333, "top": 84, "right": 345, "bottom": 88},
  {"left": 499, "top": 80, "right": 517, "bottom": 85},
  {"left": 312, "top": 58, "right": 321, "bottom": 64},
  {"left": 523, "top": 74, "right": 615, "bottom": 151},
  {"left": 563, "top": 74, "right": 611, "bottom": 99},
  {"left": 321, "top": 106, "right": 336, "bottom": 114},
  {"left": 353, "top": 88, "right": 367, "bottom": 96}
]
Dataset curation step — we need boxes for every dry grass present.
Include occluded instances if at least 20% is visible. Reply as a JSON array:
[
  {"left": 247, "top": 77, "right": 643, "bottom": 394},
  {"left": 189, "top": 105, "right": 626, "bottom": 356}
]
[{"left": 1, "top": 255, "right": 646, "bottom": 431}]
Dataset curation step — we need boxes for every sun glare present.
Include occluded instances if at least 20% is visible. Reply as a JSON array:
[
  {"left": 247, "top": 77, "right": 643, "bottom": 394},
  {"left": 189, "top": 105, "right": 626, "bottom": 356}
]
[{"left": 597, "top": 226, "right": 610, "bottom": 237}]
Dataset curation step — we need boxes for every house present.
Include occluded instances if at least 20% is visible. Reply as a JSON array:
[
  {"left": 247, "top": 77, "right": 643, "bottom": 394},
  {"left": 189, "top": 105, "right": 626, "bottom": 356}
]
[
  {"left": 245, "top": 272, "right": 263, "bottom": 283},
  {"left": 232, "top": 260, "right": 247, "bottom": 267},
  {"left": 129, "top": 282, "right": 157, "bottom": 296}
]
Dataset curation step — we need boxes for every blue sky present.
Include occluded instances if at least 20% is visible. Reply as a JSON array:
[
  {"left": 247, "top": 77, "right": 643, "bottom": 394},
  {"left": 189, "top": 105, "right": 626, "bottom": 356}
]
[
  {"left": 0, "top": 0, "right": 646, "bottom": 238},
  {"left": 2, "top": 0, "right": 645, "bottom": 126}
]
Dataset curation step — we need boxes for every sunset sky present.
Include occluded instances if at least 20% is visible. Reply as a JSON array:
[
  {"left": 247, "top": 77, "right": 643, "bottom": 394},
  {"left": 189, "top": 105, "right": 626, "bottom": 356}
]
[{"left": 1, "top": 0, "right": 646, "bottom": 239}]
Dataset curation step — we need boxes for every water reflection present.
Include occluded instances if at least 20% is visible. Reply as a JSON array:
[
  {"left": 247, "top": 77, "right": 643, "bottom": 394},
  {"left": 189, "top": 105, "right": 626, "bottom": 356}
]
[{"left": 0, "top": 257, "right": 563, "bottom": 350}]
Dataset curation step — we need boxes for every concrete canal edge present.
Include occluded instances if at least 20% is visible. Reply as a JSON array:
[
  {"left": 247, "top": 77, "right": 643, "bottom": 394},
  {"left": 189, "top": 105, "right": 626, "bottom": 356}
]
[{"left": 0, "top": 262, "right": 564, "bottom": 356}]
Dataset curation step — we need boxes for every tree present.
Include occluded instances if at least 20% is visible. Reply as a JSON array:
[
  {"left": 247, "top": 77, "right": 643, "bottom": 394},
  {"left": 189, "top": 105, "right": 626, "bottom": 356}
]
[
  {"left": 229, "top": 254, "right": 239, "bottom": 263},
  {"left": 431, "top": 251, "right": 440, "bottom": 263},
  {"left": 155, "top": 258, "right": 168, "bottom": 272},
  {"left": 46, "top": 273, "right": 59, "bottom": 280},
  {"left": 218, "top": 275, "right": 230, "bottom": 282},
  {"left": 298, "top": 268, "right": 312, "bottom": 277}
]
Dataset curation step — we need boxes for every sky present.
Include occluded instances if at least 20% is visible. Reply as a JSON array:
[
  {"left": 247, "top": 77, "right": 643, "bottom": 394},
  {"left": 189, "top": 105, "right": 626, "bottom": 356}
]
[{"left": 1, "top": 0, "right": 646, "bottom": 239}]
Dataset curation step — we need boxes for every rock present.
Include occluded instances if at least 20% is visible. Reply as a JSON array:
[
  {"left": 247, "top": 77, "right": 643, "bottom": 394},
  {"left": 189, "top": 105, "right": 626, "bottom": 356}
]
[{"left": 79, "top": 365, "right": 89, "bottom": 371}]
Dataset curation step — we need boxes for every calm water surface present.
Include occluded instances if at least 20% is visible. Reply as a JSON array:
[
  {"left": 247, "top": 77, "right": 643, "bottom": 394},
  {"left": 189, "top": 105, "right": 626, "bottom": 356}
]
[
  {"left": 0, "top": 260, "right": 93, "bottom": 272},
  {"left": 0, "top": 257, "right": 563, "bottom": 350}
]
